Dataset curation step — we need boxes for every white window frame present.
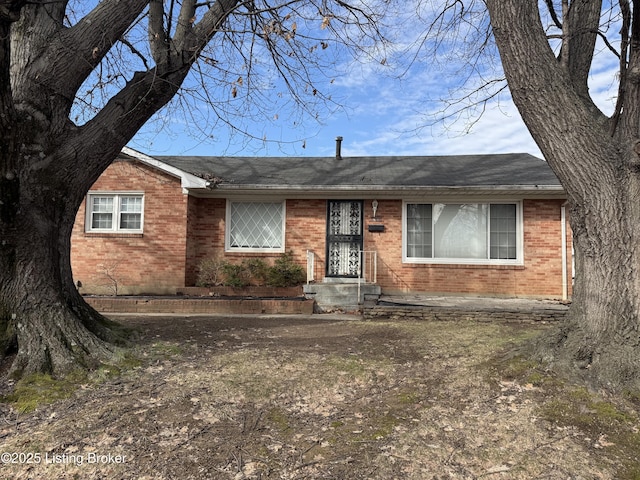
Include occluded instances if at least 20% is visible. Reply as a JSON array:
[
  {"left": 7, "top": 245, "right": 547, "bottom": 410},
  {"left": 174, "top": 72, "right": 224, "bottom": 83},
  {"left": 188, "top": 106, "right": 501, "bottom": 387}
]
[
  {"left": 225, "top": 199, "right": 286, "bottom": 253},
  {"left": 85, "top": 192, "right": 145, "bottom": 233},
  {"left": 402, "top": 200, "right": 523, "bottom": 265}
]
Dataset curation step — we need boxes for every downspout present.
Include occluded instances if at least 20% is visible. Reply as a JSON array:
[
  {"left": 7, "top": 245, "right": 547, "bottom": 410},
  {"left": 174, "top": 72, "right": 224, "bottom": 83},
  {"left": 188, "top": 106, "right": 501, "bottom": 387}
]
[{"left": 561, "top": 201, "right": 568, "bottom": 301}]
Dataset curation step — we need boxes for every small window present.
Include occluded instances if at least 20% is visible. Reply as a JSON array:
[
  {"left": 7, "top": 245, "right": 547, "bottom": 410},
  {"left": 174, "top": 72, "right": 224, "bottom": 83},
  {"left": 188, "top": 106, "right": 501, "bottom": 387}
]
[
  {"left": 86, "top": 193, "right": 144, "bottom": 233},
  {"left": 403, "top": 201, "right": 521, "bottom": 264},
  {"left": 226, "top": 201, "right": 285, "bottom": 252}
]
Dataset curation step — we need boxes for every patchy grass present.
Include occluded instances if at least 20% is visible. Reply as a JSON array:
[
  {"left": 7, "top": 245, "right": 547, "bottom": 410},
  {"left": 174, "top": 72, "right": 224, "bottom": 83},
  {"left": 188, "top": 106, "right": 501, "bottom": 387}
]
[
  {"left": 0, "top": 316, "right": 636, "bottom": 479},
  {"left": 3, "top": 372, "right": 82, "bottom": 413},
  {"left": 145, "top": 341, "right": 184, "bottom": 359},
  {"left": 487, "top": 350, "right": 640, "bottom": 479},
  {"left": 2, "top": 352, "right": 142, "bottom": 413},
  {"left": 326, "top": 356, "right": 369, "bottom": 378},
  {"left": 489, "top": 354, "right": 562, "bottom": 388},
  {"left": 539, "top": 387, "right": 640, "bottom": 479},
  {"left": 266, "top": 407, "right": 293, "bottom": 435}
]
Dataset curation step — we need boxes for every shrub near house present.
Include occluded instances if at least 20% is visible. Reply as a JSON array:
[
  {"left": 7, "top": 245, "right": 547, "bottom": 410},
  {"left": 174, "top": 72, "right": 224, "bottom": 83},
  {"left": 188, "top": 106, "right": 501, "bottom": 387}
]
[{"left": 196, "top": 252, "right": 305, "bottom": 288}]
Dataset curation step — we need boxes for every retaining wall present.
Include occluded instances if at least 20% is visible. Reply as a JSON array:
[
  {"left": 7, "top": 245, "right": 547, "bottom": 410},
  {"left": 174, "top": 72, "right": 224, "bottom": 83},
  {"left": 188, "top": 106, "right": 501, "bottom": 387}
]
[
  {"left": 363, "top": 305, "right": 567, "bottom": 323},
  {"left": 85, "top": 296, "right": 315, "bottom": 315}
]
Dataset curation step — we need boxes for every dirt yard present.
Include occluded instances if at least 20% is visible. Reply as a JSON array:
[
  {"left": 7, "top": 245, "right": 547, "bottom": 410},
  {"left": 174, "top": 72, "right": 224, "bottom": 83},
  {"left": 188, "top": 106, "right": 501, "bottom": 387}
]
[{"left": 1, "top": 314, "right": 638, "bottom": 479}]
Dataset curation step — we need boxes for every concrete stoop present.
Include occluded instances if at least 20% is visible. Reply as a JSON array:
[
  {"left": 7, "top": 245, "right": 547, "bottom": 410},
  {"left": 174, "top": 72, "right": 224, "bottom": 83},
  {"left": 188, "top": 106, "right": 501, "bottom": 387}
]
[{"left": 303, "top": 282, "right": 381, "bottom": 312}]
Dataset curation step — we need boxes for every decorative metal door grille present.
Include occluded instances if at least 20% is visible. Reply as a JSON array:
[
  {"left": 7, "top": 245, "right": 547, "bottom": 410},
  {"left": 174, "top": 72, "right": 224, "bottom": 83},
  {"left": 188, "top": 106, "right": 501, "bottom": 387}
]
[{"left": 326, "top": 200, "right": 363, "bottom": 276}]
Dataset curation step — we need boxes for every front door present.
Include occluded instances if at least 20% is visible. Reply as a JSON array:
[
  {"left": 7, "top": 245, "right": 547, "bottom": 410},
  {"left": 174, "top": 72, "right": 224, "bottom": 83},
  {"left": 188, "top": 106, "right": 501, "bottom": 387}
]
[{"left": 326, "top": 200, "right": 363, "bottom": 277}]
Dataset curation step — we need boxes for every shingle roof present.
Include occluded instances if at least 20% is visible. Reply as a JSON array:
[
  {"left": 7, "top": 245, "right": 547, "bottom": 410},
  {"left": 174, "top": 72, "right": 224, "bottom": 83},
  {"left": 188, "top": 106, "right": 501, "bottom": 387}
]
[{"left": 154, "top": 153, "right": 561, "bottom": 190}]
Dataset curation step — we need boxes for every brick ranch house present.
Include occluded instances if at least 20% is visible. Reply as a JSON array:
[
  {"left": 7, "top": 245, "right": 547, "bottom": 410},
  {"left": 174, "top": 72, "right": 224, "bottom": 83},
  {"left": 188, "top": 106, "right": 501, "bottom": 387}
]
[{"left": 71, "top": 146, "right": 572, "bottom": 305}]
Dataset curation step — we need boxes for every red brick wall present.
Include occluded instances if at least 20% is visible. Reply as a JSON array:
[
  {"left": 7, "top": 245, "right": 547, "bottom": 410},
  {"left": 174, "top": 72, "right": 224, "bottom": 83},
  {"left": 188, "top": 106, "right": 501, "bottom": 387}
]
[
  {"left": 285, "top": 199, "right": 327, "bottom": 276},
  {"left": 184, "top": 198, "right": 328, "bottom": 285},
  {"left": 184, "top": 197, "right": 570, "bottom": 299},
  {"left": 73, "top": 166, "right": 572, "bottom": 300},
  {"left": 184, "top": 197, "right": 226, "bottom": 285},
  {"left": 71, "top": 159, "right": 189, "bottom": 294},
  {"left": 363, "top": 198, "right": 572, "bottom": 298}
]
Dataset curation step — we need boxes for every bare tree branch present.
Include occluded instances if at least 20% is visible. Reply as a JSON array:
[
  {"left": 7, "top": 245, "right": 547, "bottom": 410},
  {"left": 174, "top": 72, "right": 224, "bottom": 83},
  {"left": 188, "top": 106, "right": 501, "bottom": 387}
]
[
  {"left": 610, "top": 0, "right": 630, "bottom": 135},
  {"left": 565, "top": 0, "right": 602, "bottom": 95},
  {"left": 148, "top": 0, "right": 169, "bottom": 66},
  {"left": 543, "top": 0, "right": 563, "bottom": 30},
  {"left": 42, "top": 0, "right": 149, "bottom": 105}
]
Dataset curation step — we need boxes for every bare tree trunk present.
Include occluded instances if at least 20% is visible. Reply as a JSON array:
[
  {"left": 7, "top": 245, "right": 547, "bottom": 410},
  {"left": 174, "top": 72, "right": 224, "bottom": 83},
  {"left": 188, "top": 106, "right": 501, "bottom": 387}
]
[
  {"left": 0, "top": 0, "right": 378, "bottom": 378},
  {"left": 0, "top": 1, "right": 211, "bottom": 377},
  {"left": 486, "top": 0, "right": 640, "bottom": 391},
  {"left": 543, "top": 186, "right": 640, "bottom": 390},
  {"left": 0, "top": 162, "right": 128, "bottom": 376}
]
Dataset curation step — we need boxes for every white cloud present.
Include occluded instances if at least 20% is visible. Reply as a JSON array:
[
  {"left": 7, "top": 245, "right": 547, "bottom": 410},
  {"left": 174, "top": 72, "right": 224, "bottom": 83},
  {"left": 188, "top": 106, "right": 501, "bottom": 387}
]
[{"left": 131, "top": 3, "right": 619, "bottom": 162}]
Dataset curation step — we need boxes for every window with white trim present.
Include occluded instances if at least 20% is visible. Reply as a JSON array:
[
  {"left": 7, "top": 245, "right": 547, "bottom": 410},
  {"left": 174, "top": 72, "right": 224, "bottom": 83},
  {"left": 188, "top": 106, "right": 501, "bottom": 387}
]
[
  {"left": 226, "top": 200, "right": 285, "bottom": 252},
  {"left": 85, "top": 193, "right": 144, "bottom": 233},
  {"left": 403, "top": 201, "right": 521, "bottom": 264}
]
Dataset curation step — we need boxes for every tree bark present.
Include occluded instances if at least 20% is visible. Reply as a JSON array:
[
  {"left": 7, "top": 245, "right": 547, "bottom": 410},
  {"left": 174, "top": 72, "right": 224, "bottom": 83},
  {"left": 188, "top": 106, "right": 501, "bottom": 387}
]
[
  {"left": 0, "top": 0, "right": 238, "bottom": 378},
  {"left": 1, "top": 0, "right": 375, "bottom": 378},
  {"left": 0, "top": 144, "right": 131, "bottom": 376},
  {"left": 486, "top": 0, "right": 640, "bottom": 391}
]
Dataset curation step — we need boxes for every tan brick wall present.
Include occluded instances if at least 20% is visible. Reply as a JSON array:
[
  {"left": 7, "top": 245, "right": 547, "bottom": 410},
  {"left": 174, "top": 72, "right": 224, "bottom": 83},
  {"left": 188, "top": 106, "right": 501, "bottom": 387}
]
[{"left": 71, "top": 159, "right": 189, "bottom": 294}]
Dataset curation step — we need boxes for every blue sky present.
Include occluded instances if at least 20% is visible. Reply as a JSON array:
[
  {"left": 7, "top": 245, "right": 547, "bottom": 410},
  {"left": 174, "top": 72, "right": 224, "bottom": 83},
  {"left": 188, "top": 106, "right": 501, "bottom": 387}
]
[
  {"left": 128, "top": 61, "right": 547, "bottom": 159},
  {"left": 126, "top": 4, "right": 620, "bottom": 160}
]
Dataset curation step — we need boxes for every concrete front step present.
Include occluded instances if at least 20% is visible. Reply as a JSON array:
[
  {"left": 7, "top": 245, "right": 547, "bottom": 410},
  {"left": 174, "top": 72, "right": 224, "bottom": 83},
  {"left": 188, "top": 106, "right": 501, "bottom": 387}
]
[{"left": 303, "top": 282, "right": 381, "bottom": 311}]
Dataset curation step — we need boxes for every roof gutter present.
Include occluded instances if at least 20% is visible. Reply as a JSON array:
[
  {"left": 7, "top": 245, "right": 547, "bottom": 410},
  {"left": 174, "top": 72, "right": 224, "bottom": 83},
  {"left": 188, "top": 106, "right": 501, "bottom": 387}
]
[
  {"left": 197, "top": 183, "right": 565, "bottom": 192},
  {"left": 186, "top": 183, "right": 567, "bottom": 199}
]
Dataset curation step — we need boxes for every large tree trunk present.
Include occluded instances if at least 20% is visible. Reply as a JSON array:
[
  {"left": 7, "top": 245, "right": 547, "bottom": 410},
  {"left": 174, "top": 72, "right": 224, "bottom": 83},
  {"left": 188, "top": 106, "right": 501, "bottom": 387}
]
[
  {"left": 0, "top": 0, "right": 237, "bottom": 378},
  {"left": 486, "top": 0, "right": 640, "bottom": 391},
  {"left": 545, "top": 179, "right": 640, "bottom": 391},
  {"left": 0, "top": 155, "right": 128, "bottom": 377}
]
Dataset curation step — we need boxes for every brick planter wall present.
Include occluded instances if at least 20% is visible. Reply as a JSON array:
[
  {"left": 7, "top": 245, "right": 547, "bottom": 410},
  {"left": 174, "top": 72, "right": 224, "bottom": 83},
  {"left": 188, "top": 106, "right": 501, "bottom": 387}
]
[
  {"left": 85, "top": 296, "right": 315, "bottom": 315},
  {"left": 176, "top": 286, "right": 304, "bottom": 297}
]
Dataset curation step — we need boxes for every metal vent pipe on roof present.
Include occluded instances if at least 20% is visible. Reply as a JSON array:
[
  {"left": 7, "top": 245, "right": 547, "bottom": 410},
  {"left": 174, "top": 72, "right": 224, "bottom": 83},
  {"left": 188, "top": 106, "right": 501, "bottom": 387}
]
[{"left": 335, "top": 136, "right": 343, "bottom": 160}]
